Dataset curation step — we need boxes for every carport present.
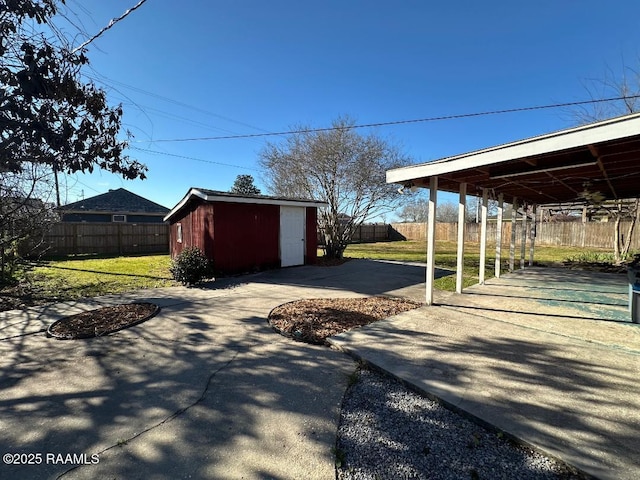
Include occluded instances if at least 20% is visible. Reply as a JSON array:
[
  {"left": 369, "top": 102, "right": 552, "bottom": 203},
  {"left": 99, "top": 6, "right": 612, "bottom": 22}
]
[{"left": 386, "top": 112, "right": 640, "bottom": 305}]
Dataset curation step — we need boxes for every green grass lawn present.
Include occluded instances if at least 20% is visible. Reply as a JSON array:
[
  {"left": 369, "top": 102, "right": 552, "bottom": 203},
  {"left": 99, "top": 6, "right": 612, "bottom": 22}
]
[
  {"left": 5, "top": 240, "right": 615, "bottom": 306},
  {"left": 337, "top": 240, "right": 613, "bottom": 291},
  {"left": 24, "top": 254, "right": 176, "bottom": 302}
]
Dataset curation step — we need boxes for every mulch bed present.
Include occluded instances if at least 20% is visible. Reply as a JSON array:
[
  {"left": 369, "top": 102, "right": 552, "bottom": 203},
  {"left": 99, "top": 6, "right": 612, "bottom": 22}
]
[
  {"left": 268, "top": 297, "right": 422, "bottom": 345},
  {"left": 47, "top": 302, "right": 159, "bottom": 340},
  {"left": 0, "top": 282, "right": 43, "bottom": 312},
  {"left": 315, "top": 257, "right": 352, "bottom": 267}
]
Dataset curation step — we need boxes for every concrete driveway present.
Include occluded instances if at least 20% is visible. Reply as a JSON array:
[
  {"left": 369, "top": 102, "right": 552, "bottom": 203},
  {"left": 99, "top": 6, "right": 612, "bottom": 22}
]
[
  {"left": 0, "top": 260, "right": 425, "bottom": 480},
  {"left": 4, "top": 260, "right": 636, "bottom": 480}
]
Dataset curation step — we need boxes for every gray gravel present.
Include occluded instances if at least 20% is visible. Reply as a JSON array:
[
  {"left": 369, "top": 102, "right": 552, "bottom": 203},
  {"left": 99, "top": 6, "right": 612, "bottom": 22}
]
[{"left": 336, "top": 368, "right": 588, "bottom": 480}]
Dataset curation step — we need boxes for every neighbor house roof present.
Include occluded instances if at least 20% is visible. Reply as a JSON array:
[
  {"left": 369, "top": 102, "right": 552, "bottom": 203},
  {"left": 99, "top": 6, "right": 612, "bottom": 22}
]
[
  {"left": 59, "top": 188, "right": 170, "bottom": 215},
  {"left": 164, "top": 188, "right": 327, "bottom": 222},
  {"left": 386, "top": 112, "right": 640, "bottom": 206}
]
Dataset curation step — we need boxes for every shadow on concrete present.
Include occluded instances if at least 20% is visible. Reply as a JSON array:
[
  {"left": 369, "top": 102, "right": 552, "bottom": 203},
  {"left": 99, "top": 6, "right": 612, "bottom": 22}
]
[
  {"left": 0, "top": 293, "right": 353, "bottom": 479},
  {"left": 463, "top": 289, "right": 628, "bottom": 307},
  {"left": 440, "top": 301, "right": 633, "bottom": 324},
  {"left": 444, "top": 267, "right": 632, "bottom": 324},
  {"left": 329, "top": 300, "right": 640, "bottom": 480},
  {"left": 5, "top": 261, "right": 636, "bottom": 479},
  {"left": 249, "top": 259, "right": 445, "bottom": 298}
]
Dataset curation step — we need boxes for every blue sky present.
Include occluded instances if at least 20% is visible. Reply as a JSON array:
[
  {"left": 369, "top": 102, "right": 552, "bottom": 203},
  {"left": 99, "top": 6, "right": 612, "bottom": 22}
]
[{"left": 59, "top": 1, "right": 640, "bottom": 215}]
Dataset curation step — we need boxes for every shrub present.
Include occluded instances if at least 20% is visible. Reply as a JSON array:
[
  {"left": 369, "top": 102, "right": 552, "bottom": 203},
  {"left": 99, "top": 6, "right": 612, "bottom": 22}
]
[
  {"left": 565, "top": 251, "right": 616, "bottom": 264},
  {"left": 170, "top": 247, "right": 211, "bottom": 285}
]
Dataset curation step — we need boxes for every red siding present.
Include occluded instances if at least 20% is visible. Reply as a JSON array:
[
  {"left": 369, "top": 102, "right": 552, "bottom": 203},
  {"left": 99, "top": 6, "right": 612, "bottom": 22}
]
[
  {"left": 168, "top": 202, "right": 193, "bottom": 258},
  {"left": 305, "top": 207, "right": 318, "bottom": 264},
  {"left": 212, "top": 202, "right": 280, "bottom": 275},
  {"left": 168, "top": 200, "right": 214, "bottom": 258},
  {"left": 169, "top": 200, "right": 320, "bottom": 275}
]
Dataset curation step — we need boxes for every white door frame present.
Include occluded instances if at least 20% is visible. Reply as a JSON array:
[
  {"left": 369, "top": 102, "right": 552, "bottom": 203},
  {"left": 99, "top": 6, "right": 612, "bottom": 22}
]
[{"left": 279, "top": 206, "right": 305, "bottom": 267}]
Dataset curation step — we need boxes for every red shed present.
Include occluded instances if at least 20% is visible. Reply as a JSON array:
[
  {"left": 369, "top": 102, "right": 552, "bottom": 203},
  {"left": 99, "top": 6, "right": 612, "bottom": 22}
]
[{"left": 164, "top": 188, "right": 326, "bottom": 275}]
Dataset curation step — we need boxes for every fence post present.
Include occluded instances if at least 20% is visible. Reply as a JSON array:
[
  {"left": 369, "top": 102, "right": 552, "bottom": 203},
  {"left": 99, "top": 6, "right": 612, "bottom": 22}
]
[
  {"left": 73, "top": 223, "right": 78, "bottom": 255},
  {"left": 581, "top": 206, "right": 587, "bottom": 248},
  {"left": 118, "top": 223, "right": 123, "bottom": 255}
]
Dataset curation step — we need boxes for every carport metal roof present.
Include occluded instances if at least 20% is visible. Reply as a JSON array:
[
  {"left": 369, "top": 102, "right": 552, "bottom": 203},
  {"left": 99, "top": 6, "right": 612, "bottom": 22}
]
[
  {"left": 387, "top": 112, "right": 640, "bottom": 206},
  {"left": 386, "top": 112, "right": 640, "bottom": 306}
]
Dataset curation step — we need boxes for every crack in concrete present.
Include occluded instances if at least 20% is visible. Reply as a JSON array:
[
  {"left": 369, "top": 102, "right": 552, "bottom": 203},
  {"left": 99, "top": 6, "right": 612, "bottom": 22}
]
[{"left": 56, "top": 349, "right": 241, "bottom": 479}]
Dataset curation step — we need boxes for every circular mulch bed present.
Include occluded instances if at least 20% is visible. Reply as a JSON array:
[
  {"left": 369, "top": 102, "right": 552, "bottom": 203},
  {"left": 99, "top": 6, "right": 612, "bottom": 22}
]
[
  {"left": 47, "top": 302, "right": 160, "bottom": 340},
  {"left": 268, "top": 297, "right": 422, "bottom": 345}
]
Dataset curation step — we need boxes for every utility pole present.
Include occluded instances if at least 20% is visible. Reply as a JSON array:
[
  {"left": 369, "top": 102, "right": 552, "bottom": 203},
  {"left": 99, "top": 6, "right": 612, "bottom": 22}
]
[{"left": 53, "top": 165, "right": 61, "bottom": 207}]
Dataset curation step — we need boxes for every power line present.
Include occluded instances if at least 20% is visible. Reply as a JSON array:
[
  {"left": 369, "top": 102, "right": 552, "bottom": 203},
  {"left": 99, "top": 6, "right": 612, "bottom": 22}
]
[
  {"left": 145, "top": 95, "right": 640, "bottom": 143},
  {"left": 83, "top": 72, "right": 272, "bottom": 134},
  {"left": 130, "top": 146, "right": 260, "bottom": 171},
  {"left": 71, "top": 0, "right": 149, "bottom": 54}
]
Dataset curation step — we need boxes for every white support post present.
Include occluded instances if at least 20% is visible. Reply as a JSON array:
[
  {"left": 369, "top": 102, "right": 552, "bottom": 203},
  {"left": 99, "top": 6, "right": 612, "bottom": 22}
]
[
  {"left": 456, "top": 183, "right": 467, "bottom": 293},
  {"left": 529, "top": 204, "right": 537, "bottom": 267},
  {"left": 520, "top": 206, "right": 527, "bottom": 269},
  {"left": 425, "top": 176, "right": 438, "bottom": 305},
  {"left": 581, "top": 205, "right": 587, "bottom": 248},
  {"left": 479, "top": 188, "right": 488, "bottom": 285},
  {"left": 509, "top": 198, "right": 517, "bottom": 272},
  {"left": 495, "top": 193, "right": 504, "bottom": 278}
]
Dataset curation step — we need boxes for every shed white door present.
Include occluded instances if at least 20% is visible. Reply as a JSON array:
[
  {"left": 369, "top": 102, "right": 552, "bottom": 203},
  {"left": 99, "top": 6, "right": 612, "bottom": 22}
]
[{"left": 280, "top": 206, "right": 305, "bottom": 267}]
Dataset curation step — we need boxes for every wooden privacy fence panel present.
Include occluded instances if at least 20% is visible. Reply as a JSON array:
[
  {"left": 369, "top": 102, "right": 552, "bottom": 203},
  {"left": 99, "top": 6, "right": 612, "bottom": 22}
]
[
  {"left": 391, "top": 221, "right": 640, "bottom": 250},
  {"left": 349, "top": 224, "right": 390, "bottom": 243},
  {"left": 43, "top": 222, "right": 169, "bottom": 255},
  {"left": 317, "top": 224, "right": 390, "bottom": 245}
]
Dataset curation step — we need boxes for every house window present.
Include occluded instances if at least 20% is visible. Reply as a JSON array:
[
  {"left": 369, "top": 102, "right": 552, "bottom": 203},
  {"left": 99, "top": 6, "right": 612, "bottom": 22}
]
[
  {"left": 177, "top": 223, "right": 183, "bottom": 243},
  {"left": 112, "top": 214, "right": 126, "bottom": 222}
]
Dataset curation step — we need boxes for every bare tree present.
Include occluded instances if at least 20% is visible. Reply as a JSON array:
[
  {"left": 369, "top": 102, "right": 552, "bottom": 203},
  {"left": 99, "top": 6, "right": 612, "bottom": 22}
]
[
  {"left": 397, "top": 194, "right": 429, "bottom": 223},
  {"left": 1, "top": 165, "right": 58, "bottom": 282},
  {"left": 572, "top": 62, "right": 640, "bottom": 124},
  {"left": 466, "top": 195, "right": 503, "bottom": 223},
  {"left": 396, "top": 193, "right": 486, "bottom": 224},
  {"left": 436, "top": 202, "right": 460, "bottom": 223},
  {"left": 260, "top": 116, "right": 411, "bottom": 258},
  {"left": 571, "top": 61, "right": 640, "bottom": 262}
]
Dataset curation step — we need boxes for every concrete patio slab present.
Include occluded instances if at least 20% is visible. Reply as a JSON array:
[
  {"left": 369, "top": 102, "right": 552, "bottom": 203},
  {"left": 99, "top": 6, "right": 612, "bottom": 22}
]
[
  {"left": 0, "top": 259, "right": 424, "bottom": 480},
  {"left": 329, "top": 266, "right": 640, "bottom": 480},
  {"left": 2, "top": 261, "right": 638, "bottom": 479}
]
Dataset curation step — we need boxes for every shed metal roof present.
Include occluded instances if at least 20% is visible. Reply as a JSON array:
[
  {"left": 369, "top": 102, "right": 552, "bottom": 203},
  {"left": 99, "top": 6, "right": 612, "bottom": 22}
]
[
  {"left": 164, "top": 188, "right": 327, "bottom": 222},
  {"left": 386, "top": 113, "right": 640, "bottom": 205}
]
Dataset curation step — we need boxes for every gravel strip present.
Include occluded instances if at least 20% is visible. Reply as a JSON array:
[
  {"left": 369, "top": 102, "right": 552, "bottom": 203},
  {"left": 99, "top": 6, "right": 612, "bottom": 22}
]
[{"left": 336, "top": 368, "right": 588, "bottom": 480}]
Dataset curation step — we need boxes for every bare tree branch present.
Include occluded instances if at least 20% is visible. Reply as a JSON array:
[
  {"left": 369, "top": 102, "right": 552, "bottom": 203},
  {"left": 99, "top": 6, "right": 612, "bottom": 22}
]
[{"left": 259, "top": 116, "right": 411, "bottom": 258}]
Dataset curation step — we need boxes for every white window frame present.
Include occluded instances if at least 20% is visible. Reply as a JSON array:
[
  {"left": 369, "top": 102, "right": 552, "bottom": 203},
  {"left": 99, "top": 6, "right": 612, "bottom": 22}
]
[
  {"left": 112, "top": 214, "right": 126, "bottom": 222},
  {"left": 177, "top": 223, "right": 183, "bottom": 243}
]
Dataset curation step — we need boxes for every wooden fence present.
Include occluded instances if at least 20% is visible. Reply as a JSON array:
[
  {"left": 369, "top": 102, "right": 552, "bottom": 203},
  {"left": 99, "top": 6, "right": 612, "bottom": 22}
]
[
  {"left": 317, "top": 224, "right": 391, "bottom": 245},
  {"left": 348, "top": 224, "right": 390, "bottom": 243},
  {"left": 43, "top": 222, "right": 169, "bottom": 256},
  {"left": 40, "top": 220, "right": 639, "bottom": 257},
  {"left": 390, "top": 221, "right": 640, "bottom": 250}
]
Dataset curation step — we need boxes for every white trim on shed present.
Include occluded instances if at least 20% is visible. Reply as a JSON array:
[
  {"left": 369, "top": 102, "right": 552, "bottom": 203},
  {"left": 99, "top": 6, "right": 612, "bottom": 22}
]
[{"left": 164, "top": 188, "right": 327, "bottom": 223}]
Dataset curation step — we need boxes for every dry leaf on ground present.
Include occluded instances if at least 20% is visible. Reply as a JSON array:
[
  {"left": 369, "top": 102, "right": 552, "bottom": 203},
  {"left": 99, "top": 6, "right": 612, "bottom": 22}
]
[{"left": 268, "top": 297, "right": 422, "bottom": 344}]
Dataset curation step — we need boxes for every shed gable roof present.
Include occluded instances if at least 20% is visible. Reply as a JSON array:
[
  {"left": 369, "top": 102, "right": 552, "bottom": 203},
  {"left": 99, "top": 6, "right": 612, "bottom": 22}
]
[
  {"left": 59, "top": 188, "right": 170, "bottom": 215},
  {"left": 164, "top": 188, "right": 327, "bottom": 222}
]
